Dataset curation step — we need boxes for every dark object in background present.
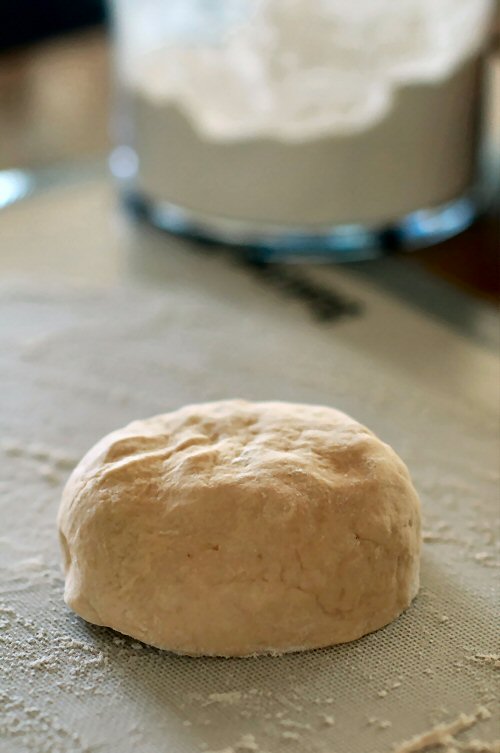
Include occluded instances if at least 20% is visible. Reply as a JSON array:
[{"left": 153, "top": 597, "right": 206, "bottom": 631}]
[{"left": 0, "top": 0, "right": 106, "bottom": 51}]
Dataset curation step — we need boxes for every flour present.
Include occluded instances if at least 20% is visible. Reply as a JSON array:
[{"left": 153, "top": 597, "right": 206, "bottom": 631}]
[
  {"left": 471, "top": 655, "right": 500, "bottom": 670},
  {"left": 280, "top": 730, "right": 299, "bottom": 741},
  {"left": 118, "top": 0, "right": 493, "bottom": 226},
  {"left": 392, "top": 707, "right": 493, "bottom": 753},
  {"left": 318, "top": 714, "right": 335, "bottom": 726},
  {"left": 1, "top": 438, "right": 78, "bottom": 469},
  {"left": 206, "top": 692, "right": 244, "bottom": 706},
  {"left": 206, "top": 733, "right": 263, "bottom": 753},
  {"left": 38, "top": 464, "right": 61, "bottom": 485}
]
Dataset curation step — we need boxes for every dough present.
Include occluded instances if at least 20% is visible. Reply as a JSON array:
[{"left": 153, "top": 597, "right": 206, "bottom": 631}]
[{"left": 58, "top": 400, "right": 421, "bottom": 656}]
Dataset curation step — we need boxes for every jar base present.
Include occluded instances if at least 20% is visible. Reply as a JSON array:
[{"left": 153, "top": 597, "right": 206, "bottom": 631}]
[{"left": 120, "top": 187, "right": 478, "bottom": 262}]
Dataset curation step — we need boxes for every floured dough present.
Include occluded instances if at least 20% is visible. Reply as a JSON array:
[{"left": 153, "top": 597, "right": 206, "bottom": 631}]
[{"left": 57, "top": 400, "right": 421, "bottom": 656}]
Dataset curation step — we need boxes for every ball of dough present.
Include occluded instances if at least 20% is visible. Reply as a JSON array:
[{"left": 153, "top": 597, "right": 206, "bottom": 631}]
[{"left": 58, "top": 400, "right": 421, "bottom": 656}]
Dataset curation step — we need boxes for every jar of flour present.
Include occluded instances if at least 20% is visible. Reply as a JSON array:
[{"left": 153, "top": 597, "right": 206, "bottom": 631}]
[{"left": 109, "top": 0, "right": 494, "bottom": 257}]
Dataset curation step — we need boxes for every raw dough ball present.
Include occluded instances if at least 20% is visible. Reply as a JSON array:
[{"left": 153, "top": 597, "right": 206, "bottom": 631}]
[{"left": 58, "top": 400, "right": 421, "bottom": 656}]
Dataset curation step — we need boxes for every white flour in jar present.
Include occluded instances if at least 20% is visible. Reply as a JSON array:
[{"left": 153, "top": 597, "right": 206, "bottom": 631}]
[{"left": 120, "top": 0, "right": 492, "bottom": 227}]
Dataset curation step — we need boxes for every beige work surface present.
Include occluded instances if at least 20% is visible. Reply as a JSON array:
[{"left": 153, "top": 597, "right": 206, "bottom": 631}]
[{"left": 0, "top": 177, "right": 499, "bottom": 753}]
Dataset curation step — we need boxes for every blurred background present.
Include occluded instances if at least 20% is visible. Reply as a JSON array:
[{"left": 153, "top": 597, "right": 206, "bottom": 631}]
[
  {"left": 0, "top": 0, "right": 498, "bottom": 298},
  {"left": 0, "top": 1, "right": 108, "bottom": 169}
]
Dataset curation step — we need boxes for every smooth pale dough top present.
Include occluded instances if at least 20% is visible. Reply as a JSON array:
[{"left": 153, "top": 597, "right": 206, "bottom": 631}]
[{"left": 58, "top": 400, "right": 421, "bottom": 656}]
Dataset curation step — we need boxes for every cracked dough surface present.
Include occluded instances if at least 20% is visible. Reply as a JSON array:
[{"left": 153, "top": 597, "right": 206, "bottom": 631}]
[{"left": 58, "top": 399, "right": 421, "bottom": 656}]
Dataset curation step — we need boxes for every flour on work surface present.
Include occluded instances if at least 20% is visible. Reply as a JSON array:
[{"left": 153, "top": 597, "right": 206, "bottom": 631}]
[{"left": 392, "top": 707, "right": 495, "bottom": 753}]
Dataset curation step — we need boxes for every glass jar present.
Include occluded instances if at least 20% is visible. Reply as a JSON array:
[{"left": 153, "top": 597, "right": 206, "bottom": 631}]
[{"left": 109, "top": 0, "right": 494, "bottom": 259}]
